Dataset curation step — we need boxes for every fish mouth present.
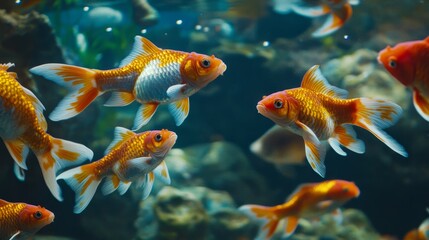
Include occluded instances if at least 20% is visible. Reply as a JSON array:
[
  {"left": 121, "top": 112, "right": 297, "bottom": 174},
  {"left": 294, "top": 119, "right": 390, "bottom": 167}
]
[
  {"left": 256, "top": 103, "right": 269, "bottom": 116},
  {"left": 217, "top": 61, "right": 227, "bottom": 76}
]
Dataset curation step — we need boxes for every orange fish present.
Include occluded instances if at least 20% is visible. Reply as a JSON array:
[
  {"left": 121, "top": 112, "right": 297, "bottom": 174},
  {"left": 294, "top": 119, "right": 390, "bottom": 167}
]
[
  {"left": 274, "top": 0, "right": 359, "bottom": 37},
  {"left": 239, "top": 179, "right": 360, "bottom": 239},
  {"left": 0, "top": 199, "right": 54, "bottom": 240},
  {"left": 0, "top": 63, "right": 93, "bottom": 201},
  {"left": 378, "top": 37, "right": 429, "bottom": 122},
  {"left": 57, "top": 127, "right": 177, "bottom": 213},
  {"left": 257, "top": 65, "right": 407, "bottom": 177},
  {"left": 30, "top": 36, "right": 227, "bottom": 130},
  {"left": 404, "top": 210, "right": 429, "bottom": 240}
]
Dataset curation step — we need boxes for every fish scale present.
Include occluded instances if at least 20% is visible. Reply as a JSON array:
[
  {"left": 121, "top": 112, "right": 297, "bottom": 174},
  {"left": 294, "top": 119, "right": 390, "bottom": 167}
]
[{"left": 0, "top": 203, "right": 26, "bottom": 238}]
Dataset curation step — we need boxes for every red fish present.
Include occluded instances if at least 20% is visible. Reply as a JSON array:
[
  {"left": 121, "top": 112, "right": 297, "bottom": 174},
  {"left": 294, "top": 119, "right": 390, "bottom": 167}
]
[
  {"left": 0, "top": 199, "right": 54, "bottom": 240},
  {"left": 57, "top": 127, "right": 177, "bottom": 213},
  {"left": 239, "top": 179, "right": 360, "bottom": 239},
  {"left": 0, "top": 63, "right": 93, "bottom": 201},
  {"left": 274, "top": 0, "right": 359, "bottom": 37},
  {"left": 257, "top": 65, "right": 407, "bottom": 177},
  {"left": 30, "top": 36, "right": 227, "bottom": 130},
  {"left": 378, "top": 37, "right": 429, "bottom": 122}
]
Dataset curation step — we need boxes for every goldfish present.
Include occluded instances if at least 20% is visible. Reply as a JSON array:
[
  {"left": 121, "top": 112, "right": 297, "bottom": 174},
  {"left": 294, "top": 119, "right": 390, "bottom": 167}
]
[
  {"left": 30, "top": 36, "right": 227, "bottom": 130},
  {"left": 239, "top": 179, "right": 360, "bottom": 239},
  {"left": 56, "top": 127, "right": 177, "bottom": 213},
  {"left": 404, "top": 210, "right": 429, "bottom": 240},
  {"left": 250, "top": 125, "right": 305, "bottom": 166},
  {"left": 0, "top": 199, "right": 54, "bottom": 240},
  {"left": 257, "top": 65, "right": 407, "bottom": 177},
  {"left": 273, "top": 0, "right": 359, "bottom": 37},
  {"left": 0, "top": 63, "right": 93, "bottom": 201},
  {"left": 378, "top": 37, "right": 429, "bottom": 122}
]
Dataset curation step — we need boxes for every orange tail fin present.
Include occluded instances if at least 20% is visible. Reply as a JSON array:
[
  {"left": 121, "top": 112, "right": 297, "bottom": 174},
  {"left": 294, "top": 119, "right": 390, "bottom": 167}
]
[
  {"left": 56, "top": 162, "right": 101, "bottom": 214},
  {"left": 35, "top": 136, "right": 93, "bottom": 202},
  {"left": 239, "top": 204, "right": 280, "bottom": 239},
  {"left": 30, "top": 64, "right": 100, "bottom": 121},
  {"left": 353, "top": 98, "right": 407, "bottom": 157},
  {"left": 312, "top": 3, "right": 352, "bottom": 37}
]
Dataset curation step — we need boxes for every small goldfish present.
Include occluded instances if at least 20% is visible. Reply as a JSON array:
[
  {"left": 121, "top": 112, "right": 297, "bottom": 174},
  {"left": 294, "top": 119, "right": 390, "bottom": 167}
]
[
  {"left": 0, "top": 199, "right": 54, "bottom": 240},
  {"left": 404, "top": 210, "right": 429, "bottom": 240},
  {"left": 239, "top": 179, "right": 360, "bottom": 239},
  {"left": 0, "top": 63, "right": 93, "bottom": 201},
  {"left": 378, "top": 37, "right": 429, "bottom": 122},
  {"left": 30, "top": 36, "right": 227, "bottom": 130},
  {"left": 250, "top": 125, "right": 305, "bottom": 163},
  {"left": 257, "top": 65, "right": 407, "bottom": 177},
  {"left": 57, "top": 127, "right": 177, "bottom": 213},
  {"left": 274, "top": 0, "right": 359, "bottom": 37}
]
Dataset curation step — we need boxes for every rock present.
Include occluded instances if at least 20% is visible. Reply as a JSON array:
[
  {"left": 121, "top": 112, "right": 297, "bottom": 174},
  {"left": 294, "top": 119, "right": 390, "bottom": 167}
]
[
  {"left": 154, "top": 186, "right": 209, "bottom": 240},
  {"left": 163, "top": 141, "right": 270, "bottom": 205},
  {"left": 209, "top": 209, "right": 258, "bottom": 240}
]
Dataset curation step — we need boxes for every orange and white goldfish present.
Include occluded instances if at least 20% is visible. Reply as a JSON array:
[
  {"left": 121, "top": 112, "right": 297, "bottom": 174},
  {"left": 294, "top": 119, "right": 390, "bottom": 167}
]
[
  {"left": 273, "top": 0, "right": 359, "bottom": 37},
  {"left": 257, "top": 65, "right": 407, "bottom": 177},
  {"left": 57, "top": 127, "right": 177, "bottom": 213},
  {"left": 239, "top": 179, "right": 360, "bottom": 239},
  {"left": 404, "top": 210, "right": 429, "bottom": 240},
  {"left": 0, "top": 63, "right": 93, "bottom": 201},
  {"left": 30, "top": 36, "right": 227, "bottom": 130},
  {"left": 0, "top": 199, "right": 54, "bottom": 240},
  {"left": 378, "top": 37, "right": 429, "bottom": 122}
]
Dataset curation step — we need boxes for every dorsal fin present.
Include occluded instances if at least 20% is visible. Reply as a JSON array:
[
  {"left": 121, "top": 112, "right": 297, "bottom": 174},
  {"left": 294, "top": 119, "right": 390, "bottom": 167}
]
[
  {"left": 105, "top": 127, "right": 136, "bottom": 155},
  {"left": 301, "top": 65, "right": 348, "bottom": 98},
  {"left": 119, "top": 36, "right": 162, "bottom": 67},
  {"left": 286, "top": 182, "right": 316, "bottom": 201},
  {"left": 0, "top": 63, "right": 14, "bottom": 71},
  {"left": 0, "top": 199, "right": 10, "bottom": 207},
  {"left": 22, "top": 86, "right": 47, "bottom": 131}
]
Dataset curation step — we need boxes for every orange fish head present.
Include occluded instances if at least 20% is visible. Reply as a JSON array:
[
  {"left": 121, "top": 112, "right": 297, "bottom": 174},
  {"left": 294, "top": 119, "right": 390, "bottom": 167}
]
[
  {"left": 144, "top": 129, "right": 178, "bottom": 158},
  {"left": 18, "top": 204, "right": 54, "bottom": 232},
  {"left": 378, "top": 42, "right": 416, "bottom": 86},
  {"left": 325, "top": 180, "right": 360, "bottom": 201},
  {"left": 257, "top": 91, "right": 299, "bottom": 127},
  {"left": 180, "top": 52, "right": 227, "bottom": 88}
]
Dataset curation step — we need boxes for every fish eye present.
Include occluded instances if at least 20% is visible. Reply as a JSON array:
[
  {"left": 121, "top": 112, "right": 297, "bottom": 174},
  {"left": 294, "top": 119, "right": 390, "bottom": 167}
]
[
  {"left": 342, "top": 188, "right": 349, "bottom": 193},
  {"left": 201, "top": 59, "right": 211, "bottom": 68},
  {"left": 154, "top": 133, "right": 162, "bottom": 142},
  {"left": 273, "top": 99, "right": 283, "bottom": 109},
  {"left": 388, "top": 58, "right": 397, "bottom": 68},
  {"left": 33, "top": 211, "right": 43, "bottom": 219}
]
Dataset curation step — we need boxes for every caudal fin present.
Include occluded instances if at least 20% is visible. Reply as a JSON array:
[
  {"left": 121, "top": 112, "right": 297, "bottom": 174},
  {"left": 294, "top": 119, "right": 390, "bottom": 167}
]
[
  {"left": 30, "top": 64, "right": 100, "bottom": 121},
  {"left": 239, "top": 205, "right": 281, "bottom": 240},
  {"left": 312, "top": 3, "right": 352, "bottom": 37},
  {"left": 353, "top": 98, "right": 408, "bottom": 157},
  {"left": 36, "top": 136, "right": 93, "bottom": 202},
  {"left": 56, "top": 163, "right": 101, "bottom": 214}
]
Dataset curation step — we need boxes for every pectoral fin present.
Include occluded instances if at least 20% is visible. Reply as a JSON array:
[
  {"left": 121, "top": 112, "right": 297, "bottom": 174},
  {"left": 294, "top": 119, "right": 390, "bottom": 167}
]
[
  {"left": 153, "top": 161, "right": 171, "bottom": 184},
  {"left": 166, "top": 84, "right": 187, "bottom": 100},
  {"left": 168, "top": 98, "right": 190, "bottom": 126},
  {"left": 295, "top": 121, "right": 327, "bottom": 177},
  {"left": 413, "top": 88, "right": 429, "bottom": 121}
]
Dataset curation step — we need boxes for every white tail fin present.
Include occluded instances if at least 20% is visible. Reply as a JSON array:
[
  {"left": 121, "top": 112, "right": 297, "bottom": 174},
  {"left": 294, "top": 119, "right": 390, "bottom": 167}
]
[
  {"left": 353, "top": 98, "right": 407, "bottom": 157},
  {"left": 30, "top": 64, "right": 100, "bottom": 121},
  {"left": 56, "top": 163, "right": 101, "bottom": 214},
  {"left": 36, "top": 136, "right": 93, "bottom": 202},
  {"left": 239, "top": 204, "right": 280, "bottom": 240}
]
